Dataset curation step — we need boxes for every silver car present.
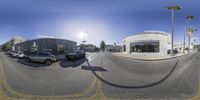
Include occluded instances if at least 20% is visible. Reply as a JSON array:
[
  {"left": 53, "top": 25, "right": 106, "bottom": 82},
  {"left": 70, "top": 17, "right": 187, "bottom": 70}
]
[{"left": 25, "top": 52, "right": 56, "bottom": 65}]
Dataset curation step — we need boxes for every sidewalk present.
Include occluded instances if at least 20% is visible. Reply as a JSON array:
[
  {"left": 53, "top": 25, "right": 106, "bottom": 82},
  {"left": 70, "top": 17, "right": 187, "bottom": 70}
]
[{"left": 112, "top": 52, "right": 194, "bottom": 61}]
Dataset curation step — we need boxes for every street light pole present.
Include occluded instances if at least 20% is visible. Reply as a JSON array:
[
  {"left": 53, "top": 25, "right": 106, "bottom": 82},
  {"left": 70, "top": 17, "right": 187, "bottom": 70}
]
[
  {"left": 81, "top": 31, "right": 88, "bottom": 51},
  {"left": 82, "top": 31, "right": 88, "bottom": 44},
  {"left": 171, "top": 9, "right": 175, "bottom": 56},
  {"left": 167, "top": 5, "right": 181, "bottom": 56},
  {"left": 188, "top": 27, "right": 191, "bottom": 51}
]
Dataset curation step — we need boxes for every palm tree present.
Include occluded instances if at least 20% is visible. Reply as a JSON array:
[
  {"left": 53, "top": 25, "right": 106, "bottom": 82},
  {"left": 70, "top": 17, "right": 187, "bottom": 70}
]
[
  {"left": 186, "top": 27, "right": 197, "bottom": 52},
  {"left": 186, "top": 15, "right": 194, "bottom": 20},
  {"left": 186, "top": 15, "right": 197, "bottom": 52},
  {"left": 100, "top": 41, "right": 106, "bottom": 51}
]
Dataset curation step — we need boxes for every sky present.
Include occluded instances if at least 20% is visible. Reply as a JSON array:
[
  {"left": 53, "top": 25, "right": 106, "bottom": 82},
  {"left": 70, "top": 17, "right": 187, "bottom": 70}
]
[{"left": 0, "top": 0, "right": 200, "bottom": 46}]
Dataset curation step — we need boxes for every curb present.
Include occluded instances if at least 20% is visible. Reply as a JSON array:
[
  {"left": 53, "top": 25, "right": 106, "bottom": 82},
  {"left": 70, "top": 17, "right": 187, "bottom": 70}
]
[{"left": 114, "top": 52, "right": 196, "bottom": 61}]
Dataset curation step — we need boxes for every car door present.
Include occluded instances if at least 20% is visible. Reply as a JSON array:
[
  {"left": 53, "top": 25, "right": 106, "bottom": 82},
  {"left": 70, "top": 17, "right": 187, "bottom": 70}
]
[
  {"left": 30, "top": 53, "right": 39, "bottom": 62},
  {"left": 36, "top": 53, "right": 44, "bottom": 62},
  {"left": 38, "top": 52, "right": 46, "bottom": 62}
]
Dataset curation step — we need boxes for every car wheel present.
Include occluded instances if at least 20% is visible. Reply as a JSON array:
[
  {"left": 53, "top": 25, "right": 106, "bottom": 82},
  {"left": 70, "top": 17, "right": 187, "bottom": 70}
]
[
  {"left": 65, "top": 57, "right": 68, "bottom": 61},
  {"left": 45, "top": 60, "right": 52, "bottom": 65},
  {"left": 72, "top": 56, "right": 76, "bottom": 61},
  {"left": 25, "top": 58, "right": 30, "bottom": 62}
]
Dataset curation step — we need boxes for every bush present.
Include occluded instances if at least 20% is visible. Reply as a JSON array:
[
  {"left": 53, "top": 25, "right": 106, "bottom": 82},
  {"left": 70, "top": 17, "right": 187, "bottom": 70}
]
[{"left": 2, "top": 42, "right": 11, "bottom": 52}]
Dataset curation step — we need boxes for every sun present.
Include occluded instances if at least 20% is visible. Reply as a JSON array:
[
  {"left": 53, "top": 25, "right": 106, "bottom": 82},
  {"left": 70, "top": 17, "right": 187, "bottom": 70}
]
[{"left": 78, "top": 31, "right": 88, "bottom": 40}]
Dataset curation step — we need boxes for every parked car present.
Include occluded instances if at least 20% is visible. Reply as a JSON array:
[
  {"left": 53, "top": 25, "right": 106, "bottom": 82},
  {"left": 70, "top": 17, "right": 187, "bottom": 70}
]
[
  {"left": 167, "top": 49, "right": 178, "bottom": 55},
  {"left": 8, "top": 51, "right": 14, "bottom": 55},
  {"left": 6, "top": 51, "right": 12, "bottom": 55},
  {"left": 25, "top": 52, "right": 56, "bottom": 65},
  {"left": 66, "top": 50, "right": 85, "bottom": 61},
  {"left": 12, "top": 51, "right": 25, "bottom": 58}
]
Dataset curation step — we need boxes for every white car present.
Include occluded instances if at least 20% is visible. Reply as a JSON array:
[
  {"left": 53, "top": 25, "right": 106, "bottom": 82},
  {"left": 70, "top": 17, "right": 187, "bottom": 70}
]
[{"left": 12, "top": 51, "right": 25, "bottom": 58}]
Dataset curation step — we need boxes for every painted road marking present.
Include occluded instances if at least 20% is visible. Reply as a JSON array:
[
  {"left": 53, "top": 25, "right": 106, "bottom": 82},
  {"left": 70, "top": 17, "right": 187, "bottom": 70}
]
[
  {"left": 86, "top": 55, "right": 111, "bottom": 100},
  {"left": 86, "top": 72, "right": 111, "bottom": 100},
  {"left": 0, "top": 62, "right": 9, "bottom": 100},
  {"left": 0, "top": 53, "right": 98, "bottom": 100}
]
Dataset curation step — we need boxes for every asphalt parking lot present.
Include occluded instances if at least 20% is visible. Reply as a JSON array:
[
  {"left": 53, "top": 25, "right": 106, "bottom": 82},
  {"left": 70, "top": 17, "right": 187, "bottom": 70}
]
[{"left": 0, "top": 52, "right": 200, "bottom": 100}]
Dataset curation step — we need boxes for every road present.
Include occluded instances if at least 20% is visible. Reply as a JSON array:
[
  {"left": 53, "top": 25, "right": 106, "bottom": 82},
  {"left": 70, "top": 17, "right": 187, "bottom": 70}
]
[{"left": 0, "top": 51, "right": 200, "bottom": 100}]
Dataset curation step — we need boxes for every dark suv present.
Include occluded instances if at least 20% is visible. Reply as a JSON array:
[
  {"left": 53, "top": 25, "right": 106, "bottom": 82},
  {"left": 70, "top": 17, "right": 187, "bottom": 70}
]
[
  {"left": 25, "top": 52, "right": 56, "bottom": 65},
  {"left": 66, "top": 50, "right": 85, "bottom": 61},
  {"left": 167, "top": 49, "right": 178, "bottom": 55}
]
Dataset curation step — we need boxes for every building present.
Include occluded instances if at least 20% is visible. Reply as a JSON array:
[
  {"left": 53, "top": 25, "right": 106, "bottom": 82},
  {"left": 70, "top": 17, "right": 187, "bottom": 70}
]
[
  {"left": 7, "top": 36, "right": 27, "bottom": 51},
  {"left": 114, "top": 45, "right": 122, "bottom": 52},
  {"left": 105, "top": 45, "right": 114, "bottom": 51},
  {"left": 173, "top": 42, "right": 190, "bottom": 52},
  {"left": 84, "top": 44, "right": 97, "bottom": 52},
  {"left": 75, "top": 44, "right": 98, "bottom": 52},
  {"left": 193, "top": 45, "right": 200, "bottom": 51},
  {"left": 0, "top": 45, "right": 2, "bottom": 52},
  {"left": 105, "top": 44, "right": 122, "bottom": 52},
  {"left": 15, "top": 38, "right": 76, "bottom": 55},
  {"left": 123, "top": 31, "right": 171, "bottom": 55}
]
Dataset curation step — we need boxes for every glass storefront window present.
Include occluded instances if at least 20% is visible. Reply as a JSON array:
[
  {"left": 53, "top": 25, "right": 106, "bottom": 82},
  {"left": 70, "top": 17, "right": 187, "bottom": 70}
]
[{"left": 130, "top": 41, "right": 159, "bottom": 52}]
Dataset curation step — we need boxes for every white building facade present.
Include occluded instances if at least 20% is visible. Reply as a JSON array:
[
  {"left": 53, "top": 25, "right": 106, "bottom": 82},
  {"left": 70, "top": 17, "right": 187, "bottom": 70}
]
[{"left": 122, "top": 31, "right": 171, "bottom": 55}]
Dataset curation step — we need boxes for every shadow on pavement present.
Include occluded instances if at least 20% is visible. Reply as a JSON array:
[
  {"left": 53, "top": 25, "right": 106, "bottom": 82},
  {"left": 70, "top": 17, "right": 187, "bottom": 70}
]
[
  {"left": 84, "top": 58, "right": 179, "bottom": 89},
  {"left": 59, "top": 59, "right": 86, "bottom": 68},
  {"left": 81, "top": 65, "right": 107, "bottom": 72},
  {"left": 7, "top": 54, "right": 15, "bottom": 58},
  {"left": 17, "top": 59, "right": 49, "bottom": 67}
]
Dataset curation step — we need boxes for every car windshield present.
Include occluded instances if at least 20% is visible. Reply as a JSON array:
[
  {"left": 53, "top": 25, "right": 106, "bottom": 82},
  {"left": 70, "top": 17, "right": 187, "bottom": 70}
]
[{"left": 0, "top": 0, "right": 200, "bottom": 100}]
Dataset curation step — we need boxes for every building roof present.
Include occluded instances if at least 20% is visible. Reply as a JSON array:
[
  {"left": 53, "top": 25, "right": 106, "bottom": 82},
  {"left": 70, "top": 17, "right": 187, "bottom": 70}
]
[
  {"left": 123, "top": 30, "right": 170, "bottom": 40},
  {"left": 144, "top": 30, "right": 169, "bottom": 35},
  {"left": 16, "top": 38, "right": 76, "bottom": 45}
]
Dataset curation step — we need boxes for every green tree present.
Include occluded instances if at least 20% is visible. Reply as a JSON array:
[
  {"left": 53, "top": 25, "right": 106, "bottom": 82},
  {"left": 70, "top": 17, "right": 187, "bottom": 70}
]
[
  {"left": 2, "top": 42, "right": 11, "bottom": 52},
  {"left": 193, "top": 45, "right": 200, "bottom": 51},
  {"left": 100, "top": 41, "right": 106, "bottom": 51}
]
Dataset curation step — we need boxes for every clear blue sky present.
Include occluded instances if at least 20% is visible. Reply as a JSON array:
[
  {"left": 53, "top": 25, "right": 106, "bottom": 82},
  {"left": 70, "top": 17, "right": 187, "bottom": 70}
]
[{"left": 0, "top": 0, "right": 200, "bottom": 46}]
